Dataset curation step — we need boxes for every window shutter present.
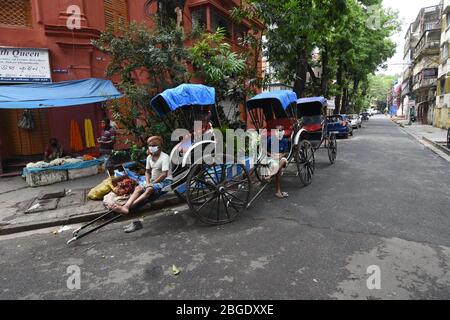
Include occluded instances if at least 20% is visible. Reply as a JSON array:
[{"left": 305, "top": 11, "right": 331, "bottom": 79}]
[
  {"left": 104, "top": 0, "right": 128, "bottom": 31},
  {"left": 0, "top": 0, "right": 32, "bottom": 28}
]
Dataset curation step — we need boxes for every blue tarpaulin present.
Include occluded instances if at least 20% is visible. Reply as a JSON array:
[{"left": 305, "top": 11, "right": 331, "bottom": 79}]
[
  {"left": 150, "top": 84, "right": 216, "bottom": 116},
  {"left": 0, "top": 78, "right": 122, "bottom": 109},
  {"left": 246, "top": 90, "right": 298, "bottom": 111}
]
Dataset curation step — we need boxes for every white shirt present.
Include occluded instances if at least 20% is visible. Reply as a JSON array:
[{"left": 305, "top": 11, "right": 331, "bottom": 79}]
[{"left": 146, "top": 152, "right": 173, "bottom": 181}]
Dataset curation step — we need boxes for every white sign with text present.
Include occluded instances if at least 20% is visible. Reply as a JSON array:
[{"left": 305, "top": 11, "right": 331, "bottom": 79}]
[{"left": 0, "top": 47, "right": 52, "bottom": 83}]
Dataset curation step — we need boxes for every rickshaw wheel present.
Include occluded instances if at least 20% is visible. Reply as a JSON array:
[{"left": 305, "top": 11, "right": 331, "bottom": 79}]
[
  {"left": 295, "top": 140, "right": 315, "bottom": 186},
  {"left": 447, "top": 127, "right": 450, "bottom": 149},
  {"left": 328, "top": 134, "right": 337, "bottom": 165},
  {"left": 185, "top": 160, "right": 251, "bottom": 225}
]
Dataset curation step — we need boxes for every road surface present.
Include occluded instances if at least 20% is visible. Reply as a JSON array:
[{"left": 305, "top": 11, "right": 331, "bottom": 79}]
[{"left": 1, "top": 116, "right": 450, "bottom": 300}]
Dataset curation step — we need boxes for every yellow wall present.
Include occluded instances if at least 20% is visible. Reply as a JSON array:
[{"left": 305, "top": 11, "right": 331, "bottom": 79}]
[{"left": 434, "top": 107, "right": 450, "bottom": 129}]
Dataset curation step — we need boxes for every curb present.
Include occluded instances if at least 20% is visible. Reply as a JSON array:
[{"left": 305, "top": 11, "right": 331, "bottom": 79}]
[
  {"left": 423, "top": 137, "right": 450, "bottom": 156},
  {"left": 0, "top": 194, "right": 182, "bottom": 236},
  {"left": 393, "top": 120, "right": 450, "bottom": 162}
]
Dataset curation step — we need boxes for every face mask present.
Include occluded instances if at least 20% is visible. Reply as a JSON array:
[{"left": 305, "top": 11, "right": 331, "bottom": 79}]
[
  {"left": 276, "top": 130, "right": 285, "bottom": 140},
  {"left": 149, "top": 146, "right": 159, "bottom": 154}
]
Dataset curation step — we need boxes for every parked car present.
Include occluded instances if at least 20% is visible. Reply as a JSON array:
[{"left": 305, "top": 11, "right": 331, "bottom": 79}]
[
  {"left": 361, "top": 112, "right": 370, "bottom": 121},
  {"left": 348, "top": 114, "right": 362, "bottom": 129},
  {"left": 327, "top": 115, "right": 353, "bottom": 139}
]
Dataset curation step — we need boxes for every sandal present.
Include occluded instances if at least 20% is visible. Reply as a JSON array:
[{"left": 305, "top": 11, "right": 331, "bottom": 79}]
[{"left": 275, "top": 192, "right": 289, "bottom": 199}]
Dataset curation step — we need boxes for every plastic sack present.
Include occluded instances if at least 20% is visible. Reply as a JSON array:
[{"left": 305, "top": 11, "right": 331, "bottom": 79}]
[
  {"left": 103, "top": 192, "right": 130, "bottom": 210},
  {"left": 88, "top": 178, "right": 115, "bottom": 201},
  {"left": 18, "top": 110, "right": 36, "bottom": 130}
]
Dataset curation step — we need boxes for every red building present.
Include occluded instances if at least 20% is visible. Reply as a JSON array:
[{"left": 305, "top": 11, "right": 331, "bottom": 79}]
[{"left": 0, "top": 0, "right": 262, "bottom": 174}]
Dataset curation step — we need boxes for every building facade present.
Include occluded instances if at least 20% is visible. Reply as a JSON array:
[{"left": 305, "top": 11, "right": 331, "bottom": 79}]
[
  {"left": 0, "top": 0, "right": 261, "bottom": 174},
  {"left": 436, "top": 0, "right": 450, "bottom": 130},
  {"left": 401, "top": 23, "right": 419, "bottom": 118},
  {"left": 410, "top": 4, "right": 442, "bottom": 125}
]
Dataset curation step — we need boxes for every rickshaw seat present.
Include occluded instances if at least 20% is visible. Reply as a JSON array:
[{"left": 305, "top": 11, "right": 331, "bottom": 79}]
[
  {"left": 302, "top": 123, "right": 323, "bottom": 132},
  {"left": 266, "top": 118, "right": 295, "bottom": 137}
]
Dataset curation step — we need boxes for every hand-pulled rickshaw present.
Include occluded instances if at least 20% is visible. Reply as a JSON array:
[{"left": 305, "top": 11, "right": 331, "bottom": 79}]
[
  {"left": 245, "top": 91, "right": 316, "bottom": 188},
  {"left": 68, "top": 84, "right": 253, "bottom": 244},
  {"left": 296, "top": 97, "right": 337, "bottom": 165}
]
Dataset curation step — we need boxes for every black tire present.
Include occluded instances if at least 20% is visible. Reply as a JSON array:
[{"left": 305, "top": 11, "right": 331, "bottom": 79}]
[
  {"left": 344, "top": 133, "right": 349, "bottom": 139},
  {"left": 447, "top": 127, "right": 450, "bottom": 149},
  {"left": 328, "top": 135, "right": 337, "bottom": 165},
  {"left": 295, "top": 140, "right": 315, "bottom": 186},
  {"left": 185, "top": 161, "right": 251, "bottom": 225}
]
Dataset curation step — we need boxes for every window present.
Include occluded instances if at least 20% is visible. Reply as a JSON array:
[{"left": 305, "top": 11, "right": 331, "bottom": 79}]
[
  {"left": 234, "top": 24, "right": 249, "bottom": 43},
  {"left": 0, "top": 0, "right": 32, "bottom": 28},
  {"left": 210, "top": 8, "right": 231, "bottom": 38},
  {"left": 104, "top": 0, "right": 129, "bottom": 31},
  {"left": 191, "top": 7, "right": 206, "bottom": 29},
  {"left": 440, "top": 78, "right": 446, "bottom": 95},
  {"left": 423, "top": 68, "right": 438, "bottom": 78},
  {"left": 442, "top": 42, "right": 449, "bottom": 62}
]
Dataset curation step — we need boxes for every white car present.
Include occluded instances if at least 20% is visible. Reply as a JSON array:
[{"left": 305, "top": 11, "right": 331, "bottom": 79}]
[{"left": 348, "top": 114, "right": 362, "bottom": 129}]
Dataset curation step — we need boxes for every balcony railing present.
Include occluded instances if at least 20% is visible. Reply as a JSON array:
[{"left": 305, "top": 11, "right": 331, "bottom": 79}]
[
  {"left": 422, "top": 21, "right": 441, "bottom": 33},
  {"left": 414, "top": 39, "right": 440, "bottom": 60},
  {"left": 413, "top": 77, "right": 437, "bottom": 91}
]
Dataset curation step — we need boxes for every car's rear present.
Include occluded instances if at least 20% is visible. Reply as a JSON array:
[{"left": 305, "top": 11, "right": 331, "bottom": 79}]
[
  {"left": 327, "top": 115, "right": 350, "bottom": 138},
  {"left": 348, "top": 114, "right": 359, "bottom": 129}
]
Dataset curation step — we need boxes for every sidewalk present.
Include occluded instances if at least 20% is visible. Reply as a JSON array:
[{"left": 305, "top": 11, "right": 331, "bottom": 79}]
[
  {"left": 0, "top": 173, "right": 181, "bottom": 235},
  {"left": 391, "top": 117, "right": 450, "bottom": 159}
]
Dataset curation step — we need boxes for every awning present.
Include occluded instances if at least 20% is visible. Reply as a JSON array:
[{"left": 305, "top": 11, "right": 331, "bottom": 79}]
[
  {"left": 0, "top": 78, "right": 122, "bottom": 109},
  {"left": 150, "top": 84, "right": 216, "bottom": 117},
  {"left": 246, "top": 90, "right": 298, "bottom": 111}
]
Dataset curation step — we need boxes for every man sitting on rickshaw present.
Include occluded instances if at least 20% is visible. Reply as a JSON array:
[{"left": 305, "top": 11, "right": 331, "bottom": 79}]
[
  {"left": 260, "top": 125, "right": 289, "bottom": 199},
  {"left": 112, "top": 136, "right": 173, "bottom": 232}
]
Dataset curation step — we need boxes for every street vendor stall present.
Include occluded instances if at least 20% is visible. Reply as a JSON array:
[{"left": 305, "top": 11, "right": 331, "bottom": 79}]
[{"left": 0, "top": 78, "right": 122, "bottom": 185}]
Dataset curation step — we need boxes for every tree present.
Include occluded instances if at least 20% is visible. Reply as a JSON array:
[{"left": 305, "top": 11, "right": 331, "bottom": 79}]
[
  {"left": 232, "top": 0, "right": 399, "bottom": 112},
  {"left": 190, "top": 27, "right": 261, "bottom": 126},
  {"left": 92, "top": 21, "right": 190, "bottom": 150}
]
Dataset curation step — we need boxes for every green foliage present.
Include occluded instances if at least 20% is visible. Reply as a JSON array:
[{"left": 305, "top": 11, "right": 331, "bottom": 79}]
[
  {"left": 130, "top": 144, "right": 148, "bottom": 162},
  {"left": 92, "top": 20, "right": 189, "bottom": 149},
  {"left": 190, "top": 28, "right": 261, "bottom": 125},
  {"left": 235, "top": 0, "right": 400, "bottom": 112}
]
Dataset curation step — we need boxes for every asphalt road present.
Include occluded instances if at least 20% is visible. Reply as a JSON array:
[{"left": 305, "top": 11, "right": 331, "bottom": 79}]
[{"left": 1, "top": 116, "right": 450, "bottom": 300}]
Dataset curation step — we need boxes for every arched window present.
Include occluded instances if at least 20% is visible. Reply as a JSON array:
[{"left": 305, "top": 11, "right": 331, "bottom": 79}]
[
  {"left": 104, "top": 0, "right": 129, "bottom": 31},
  {"left": 0, "top": 0, "right": 32, "bottom": 28}
]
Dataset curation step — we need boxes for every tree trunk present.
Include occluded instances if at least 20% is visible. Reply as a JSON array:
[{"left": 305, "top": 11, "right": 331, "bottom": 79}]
[
  {"left": 334, "top": 59, "right": 343, "bottom": 114},
  {"left": 341, "top": 87, "right": 349, "bottom": 114},
  {"left": 320, "top": 49, "right": 329, "bottom": 97},
  {"left": 307, "top": 63, "right": 318, "bottom": 95},
  {"left": 293, "top": 48, "right": 308, "bottom": 98},
  {"left": 347, "top": 79, "right": 360, "bottom": 112}
]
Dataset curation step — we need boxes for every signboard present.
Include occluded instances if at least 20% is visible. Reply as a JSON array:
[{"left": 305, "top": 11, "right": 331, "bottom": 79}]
[{"left": 0, "top": 47, "right": 52, "bottom": 83}]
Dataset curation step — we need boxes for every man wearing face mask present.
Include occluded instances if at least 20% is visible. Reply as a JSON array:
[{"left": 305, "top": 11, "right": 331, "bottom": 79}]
[
  {"left": 112, "top": 136, "right": 173, "bottom": 232},
  {"left": 263, "top": 125, "right": 289, "bottom": 199}
]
